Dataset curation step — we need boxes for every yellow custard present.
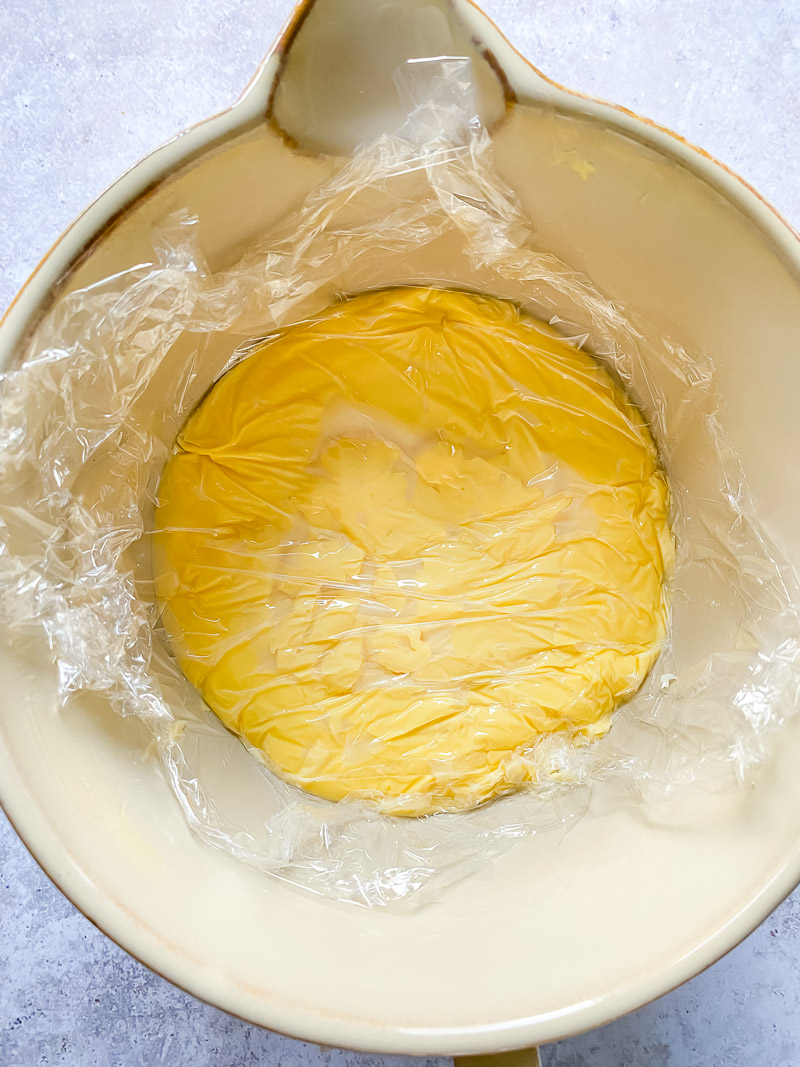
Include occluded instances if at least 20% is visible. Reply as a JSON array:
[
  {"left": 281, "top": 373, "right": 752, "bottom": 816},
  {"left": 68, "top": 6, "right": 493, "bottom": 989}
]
[{"left": 154, "top": 287, "right": 672, "bottom": 815}]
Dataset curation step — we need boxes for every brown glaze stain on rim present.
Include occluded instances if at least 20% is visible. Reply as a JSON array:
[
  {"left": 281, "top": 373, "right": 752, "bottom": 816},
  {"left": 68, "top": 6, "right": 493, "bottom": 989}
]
[
  {"left": 265, "top": 0, "right": 319, "bottom": 122},
  {"left": 479, "top": 44, "right": 518, "bottom": 110},
  {"left": 263, "top": 0, "right": 317, "bottom": 152}
]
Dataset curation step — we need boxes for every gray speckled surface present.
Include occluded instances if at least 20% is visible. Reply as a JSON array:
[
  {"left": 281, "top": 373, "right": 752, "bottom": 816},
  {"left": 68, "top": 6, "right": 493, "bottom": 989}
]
[{"left": 1, "top": 1, "right": 799, "bottom": 1065}]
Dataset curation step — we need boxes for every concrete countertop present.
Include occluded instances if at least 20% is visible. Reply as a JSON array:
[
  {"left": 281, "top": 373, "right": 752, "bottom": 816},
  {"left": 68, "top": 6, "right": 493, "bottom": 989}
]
[{"left": 1, "top": 1, "right": 799, "bottom": 1064}]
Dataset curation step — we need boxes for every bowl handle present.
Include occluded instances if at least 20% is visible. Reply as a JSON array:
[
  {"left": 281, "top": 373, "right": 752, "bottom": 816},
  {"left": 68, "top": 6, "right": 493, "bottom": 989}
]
[
  {"left": 261, "top": 0, "right": 556, "bottom": 155},
  {"left": 454, "top": 1048, "right": 542, "bottom": 1067}
]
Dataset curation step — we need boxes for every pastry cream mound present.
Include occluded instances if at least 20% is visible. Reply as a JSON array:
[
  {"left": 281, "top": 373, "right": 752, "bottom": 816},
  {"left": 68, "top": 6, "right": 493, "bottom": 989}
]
[{"left": 154, "top": 287, "right": 672, "bottom": 816}]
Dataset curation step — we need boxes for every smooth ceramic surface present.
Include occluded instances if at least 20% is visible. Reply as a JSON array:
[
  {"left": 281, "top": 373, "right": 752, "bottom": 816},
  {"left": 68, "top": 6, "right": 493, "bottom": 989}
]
[{"left": 2, "top": 0, "right": 800, "bottom": 1061}]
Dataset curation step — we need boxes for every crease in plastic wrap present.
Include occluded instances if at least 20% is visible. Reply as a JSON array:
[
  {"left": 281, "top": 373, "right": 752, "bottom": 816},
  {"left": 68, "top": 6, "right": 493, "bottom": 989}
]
[{"left": 1, "top": 57, "right": 800, "bottom": 907}]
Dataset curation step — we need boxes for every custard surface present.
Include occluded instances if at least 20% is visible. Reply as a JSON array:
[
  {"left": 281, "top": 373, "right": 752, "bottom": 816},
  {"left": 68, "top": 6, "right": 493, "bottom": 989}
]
[{"left": 154, "top": 288, "right": 672, "bottom": 815}]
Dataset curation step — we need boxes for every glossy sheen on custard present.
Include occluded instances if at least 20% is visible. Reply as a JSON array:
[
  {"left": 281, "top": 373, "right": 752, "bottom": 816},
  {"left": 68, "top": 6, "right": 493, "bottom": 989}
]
[{"left": 154, "top": 287, "right": 672, "bottom": 816}]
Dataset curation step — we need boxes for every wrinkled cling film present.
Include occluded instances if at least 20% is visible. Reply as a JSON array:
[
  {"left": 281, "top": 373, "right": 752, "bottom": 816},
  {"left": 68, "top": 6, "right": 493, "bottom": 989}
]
[
  {"left": 1, "top": 57, "right": 799, "bottom": 907},
  {"left": 153, "top": 284, "right": 674, "bottom": 820}
]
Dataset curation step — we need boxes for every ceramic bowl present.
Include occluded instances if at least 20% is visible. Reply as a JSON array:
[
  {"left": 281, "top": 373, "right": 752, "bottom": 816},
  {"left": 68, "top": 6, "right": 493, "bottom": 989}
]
[{"left": 2, "top": 0, "right": 800, "bottom": 1056}]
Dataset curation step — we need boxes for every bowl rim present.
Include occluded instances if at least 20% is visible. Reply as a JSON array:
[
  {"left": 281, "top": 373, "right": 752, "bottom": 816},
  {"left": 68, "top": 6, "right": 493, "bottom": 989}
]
[{"left": 2, "top": 0, "right": 800, "bottom": 1054}]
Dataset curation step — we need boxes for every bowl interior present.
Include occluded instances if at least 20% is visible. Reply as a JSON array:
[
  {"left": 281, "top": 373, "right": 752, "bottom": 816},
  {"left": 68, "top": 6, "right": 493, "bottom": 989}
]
[{"left": 2, "top": 6, "right": 800, "bottom": 1054}]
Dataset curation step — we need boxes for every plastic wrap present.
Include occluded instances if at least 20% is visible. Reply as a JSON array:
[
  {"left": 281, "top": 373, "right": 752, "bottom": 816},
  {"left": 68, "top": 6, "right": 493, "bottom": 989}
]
[
  {"left": 1, "top": 57, "right": 799, "bottom": 907},
  {"left": 153, "top": 284, "right": 673, "bottom": 819}
]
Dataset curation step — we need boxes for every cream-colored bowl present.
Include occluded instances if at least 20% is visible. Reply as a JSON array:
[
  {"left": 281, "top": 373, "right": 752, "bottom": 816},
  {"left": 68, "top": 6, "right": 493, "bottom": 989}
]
[{"left": 2, "top": 0, "right": 800, "bottom": 1056}]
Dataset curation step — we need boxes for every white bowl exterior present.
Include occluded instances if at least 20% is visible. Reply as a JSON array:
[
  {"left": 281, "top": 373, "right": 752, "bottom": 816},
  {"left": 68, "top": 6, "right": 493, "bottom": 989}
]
[{"left": 1, "top": 0, "right": 800, "bottom": 1055}]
